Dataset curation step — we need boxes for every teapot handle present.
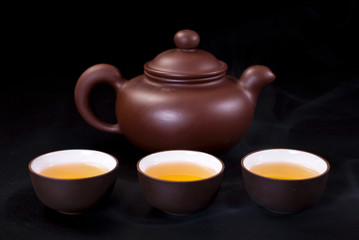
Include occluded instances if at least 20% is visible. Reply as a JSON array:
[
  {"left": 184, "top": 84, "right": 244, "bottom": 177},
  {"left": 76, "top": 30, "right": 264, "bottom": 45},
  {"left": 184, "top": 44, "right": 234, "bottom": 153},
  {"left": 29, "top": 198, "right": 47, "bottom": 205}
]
[{"left": 75, "top": 64, "right": 125, "bottom": 133}]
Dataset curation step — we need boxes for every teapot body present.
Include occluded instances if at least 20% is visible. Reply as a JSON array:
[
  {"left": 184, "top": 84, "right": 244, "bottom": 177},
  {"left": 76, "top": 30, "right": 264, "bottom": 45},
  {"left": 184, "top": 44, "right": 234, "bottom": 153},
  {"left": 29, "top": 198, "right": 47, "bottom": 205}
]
[
  {"left": 74, "top": 30, "right": 275, "bottom": 152},
  {"left": 115, "top": 74, "right": 254, "bottom": 152}
]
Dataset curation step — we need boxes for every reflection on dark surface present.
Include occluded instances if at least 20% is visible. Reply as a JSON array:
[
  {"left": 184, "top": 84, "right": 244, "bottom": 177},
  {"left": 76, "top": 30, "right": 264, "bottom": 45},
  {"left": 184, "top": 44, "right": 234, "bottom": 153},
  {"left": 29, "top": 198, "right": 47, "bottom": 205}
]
[{"left": 5, "top": 185, "right": 118, "bottom": 238}]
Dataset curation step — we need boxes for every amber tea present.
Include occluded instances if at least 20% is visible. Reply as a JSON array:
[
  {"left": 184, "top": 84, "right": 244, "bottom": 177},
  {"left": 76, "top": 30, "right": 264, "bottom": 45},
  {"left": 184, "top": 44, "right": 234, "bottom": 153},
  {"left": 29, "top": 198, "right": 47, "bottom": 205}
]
[
  {"left": 40, "top": 162, "right": 108, "bottom": 179},
  {"left": 250, "top": 162, "right": 319, "bottom": 180},
  {"left": 145, "top": 162, "right": 216, "bottom": 181}
]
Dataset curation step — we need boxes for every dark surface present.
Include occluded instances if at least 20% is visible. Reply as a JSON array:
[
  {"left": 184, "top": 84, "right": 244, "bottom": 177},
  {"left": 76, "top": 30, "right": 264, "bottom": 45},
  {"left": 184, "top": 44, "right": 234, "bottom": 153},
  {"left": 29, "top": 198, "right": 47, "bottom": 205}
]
[{"left": 2, "top": 2, "right": 359, "bottom": 240}]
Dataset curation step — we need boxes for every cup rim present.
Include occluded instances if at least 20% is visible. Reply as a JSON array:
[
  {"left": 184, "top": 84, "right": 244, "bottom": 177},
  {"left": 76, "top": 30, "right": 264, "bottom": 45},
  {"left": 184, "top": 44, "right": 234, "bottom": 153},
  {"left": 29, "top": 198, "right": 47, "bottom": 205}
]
[
  {"left": 137, "top": 149, "right": 225, "bottom": 183},
  {"left": 28, "top": 149, "right": 119, "bottom": 181},
  {"left": 241, "top": 148, "right": 330, "bottom": 181}
]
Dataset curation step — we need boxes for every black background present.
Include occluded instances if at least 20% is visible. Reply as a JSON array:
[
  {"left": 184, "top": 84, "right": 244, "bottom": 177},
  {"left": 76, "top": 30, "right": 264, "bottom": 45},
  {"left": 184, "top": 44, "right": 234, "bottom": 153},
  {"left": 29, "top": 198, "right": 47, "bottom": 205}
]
[{"left": 1, "top": 1, "right": 359, "bottom": 239}]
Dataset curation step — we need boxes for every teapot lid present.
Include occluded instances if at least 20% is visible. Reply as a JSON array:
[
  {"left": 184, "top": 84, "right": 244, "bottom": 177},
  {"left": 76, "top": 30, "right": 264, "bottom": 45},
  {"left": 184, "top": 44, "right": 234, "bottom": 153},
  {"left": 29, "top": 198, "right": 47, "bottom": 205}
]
[{"left": 144, "top": 29, "right": 227, "bottom": 82}]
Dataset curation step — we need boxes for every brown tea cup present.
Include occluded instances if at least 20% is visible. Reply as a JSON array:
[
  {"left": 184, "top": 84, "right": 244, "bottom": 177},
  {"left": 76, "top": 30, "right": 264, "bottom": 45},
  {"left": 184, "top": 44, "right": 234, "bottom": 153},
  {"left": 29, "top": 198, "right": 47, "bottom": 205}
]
[
  {"left": 137, "top": 150, "right": 225, "bottom": 215},
  {"left": 29, "top": 149, "right": 119, "bottom": 214},
  {"left": 241, "top": 148, "right": 330, "bottom": 214}
]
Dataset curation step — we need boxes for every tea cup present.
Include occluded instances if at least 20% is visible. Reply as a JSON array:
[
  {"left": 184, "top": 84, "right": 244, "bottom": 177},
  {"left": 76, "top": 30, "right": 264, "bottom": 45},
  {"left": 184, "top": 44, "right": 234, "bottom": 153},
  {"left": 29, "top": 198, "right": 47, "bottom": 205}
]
[
  {"left": 29, "top": 149, "right": 119, "bottom": 214},
  {"left": 137, "top": 150, "right": 225, "bottom": 215},
  {"left": 241, "top": 148, "right": 330, "bottom": 214}
]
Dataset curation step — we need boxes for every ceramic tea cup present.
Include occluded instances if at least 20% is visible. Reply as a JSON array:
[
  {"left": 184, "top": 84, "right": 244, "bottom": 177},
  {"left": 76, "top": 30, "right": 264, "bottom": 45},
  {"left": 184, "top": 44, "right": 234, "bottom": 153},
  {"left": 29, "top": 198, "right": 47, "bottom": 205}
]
[
  {"left": 29, "top": 149, "right": 119, "bottom": 214},
  {"left": 137, "top": 150, "right": 225, "bottom": 215},
  {"left": 241, "top": 148, "right": 330, "bottom": 214}
]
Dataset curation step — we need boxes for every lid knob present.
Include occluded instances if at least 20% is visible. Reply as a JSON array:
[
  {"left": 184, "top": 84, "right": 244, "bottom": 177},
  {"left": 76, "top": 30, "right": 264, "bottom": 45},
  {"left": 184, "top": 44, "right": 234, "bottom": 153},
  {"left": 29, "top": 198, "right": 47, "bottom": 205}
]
[
  {"left": 174, "top": 29, "right": 200, "bottom": 50},
  {"left": 144, "top": 29, "right": 227, "bottom": 82}
]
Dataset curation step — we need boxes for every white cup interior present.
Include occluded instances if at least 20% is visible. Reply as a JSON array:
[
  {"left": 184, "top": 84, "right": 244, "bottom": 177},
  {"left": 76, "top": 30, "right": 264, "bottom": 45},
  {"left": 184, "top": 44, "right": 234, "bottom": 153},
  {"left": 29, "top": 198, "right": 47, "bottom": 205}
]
[
  {"left": 138, "top": 150, "right": 224, "bottom": 176},
  {"left": 30, "top": 149, "right": 118, "bottom": 175},
  {"left": 242, "top": 149, "right": 329, "bottom": 175}
]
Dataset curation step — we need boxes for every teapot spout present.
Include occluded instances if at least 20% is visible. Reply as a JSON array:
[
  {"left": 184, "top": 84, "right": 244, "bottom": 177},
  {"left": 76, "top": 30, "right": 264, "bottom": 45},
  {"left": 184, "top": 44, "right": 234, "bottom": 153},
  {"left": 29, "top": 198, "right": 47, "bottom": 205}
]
[{"left": 238, "top": 65, "right": 275, "bottom": 107}]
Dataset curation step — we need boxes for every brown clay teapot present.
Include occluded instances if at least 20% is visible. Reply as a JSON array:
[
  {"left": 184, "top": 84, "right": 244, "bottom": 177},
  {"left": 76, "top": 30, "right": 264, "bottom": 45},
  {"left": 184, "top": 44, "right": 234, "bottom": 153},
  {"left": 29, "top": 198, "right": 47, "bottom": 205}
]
[{"left": 75, "top": 29, "right": 275, "bottom": 152}]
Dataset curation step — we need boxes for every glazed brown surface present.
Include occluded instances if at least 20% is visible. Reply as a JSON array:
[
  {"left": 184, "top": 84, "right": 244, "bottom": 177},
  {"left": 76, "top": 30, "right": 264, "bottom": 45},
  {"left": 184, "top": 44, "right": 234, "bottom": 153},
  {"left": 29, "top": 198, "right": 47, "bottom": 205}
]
[
  {"left": 30, "top": 171, "right": 117, "bottom": 214},
  {"left": 74, "top": 30, "right": 275, "bottom": 152},
  {"left": 241, "top": 150, "right": 330, "bottom": 214}
]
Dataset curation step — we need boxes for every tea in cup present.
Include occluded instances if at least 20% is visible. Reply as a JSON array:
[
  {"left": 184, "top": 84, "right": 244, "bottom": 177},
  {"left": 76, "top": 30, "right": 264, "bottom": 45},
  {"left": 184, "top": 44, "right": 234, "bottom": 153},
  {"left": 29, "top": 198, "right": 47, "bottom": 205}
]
[
  {"left": 137, "top": 150, "right": 225, "bottom": 215},
  {"left": 29, "top": 149, "right": 119, "bottom": 214},
  {"left": 241, "top": 148, "right": 330, "bottom": 214}
]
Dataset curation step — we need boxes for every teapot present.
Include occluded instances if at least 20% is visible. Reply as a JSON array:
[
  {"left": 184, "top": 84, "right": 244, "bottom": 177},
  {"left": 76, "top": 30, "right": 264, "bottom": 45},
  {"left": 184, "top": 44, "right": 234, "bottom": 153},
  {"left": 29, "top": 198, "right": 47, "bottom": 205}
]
[{"left": 75, "top": 29, "right": 275, "bottom": 152}]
